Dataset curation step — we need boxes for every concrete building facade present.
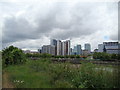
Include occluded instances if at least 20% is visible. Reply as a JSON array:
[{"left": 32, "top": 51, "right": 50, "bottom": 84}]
[{"left": 42, "top": 45, "right": 55, "bottom": 55}]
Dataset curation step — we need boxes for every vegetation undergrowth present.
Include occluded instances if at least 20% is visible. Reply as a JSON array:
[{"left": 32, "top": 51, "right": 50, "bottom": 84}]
[{"left": 3, "top": 58, "right": 120, "bottom": 88}]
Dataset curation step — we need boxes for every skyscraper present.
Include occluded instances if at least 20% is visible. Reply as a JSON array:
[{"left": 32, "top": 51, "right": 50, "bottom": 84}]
[
  {"left": 73, "top": 46, "right": 77, "bottom": 55},
  {"left": 77, "top": 45, "right": 82, "bottom": 55},
  {"left": 85, "top": 43, "right": 91, "bottom": 53},
  {"left": 50, "top": 39, "right": 57, "bottom": 55}
]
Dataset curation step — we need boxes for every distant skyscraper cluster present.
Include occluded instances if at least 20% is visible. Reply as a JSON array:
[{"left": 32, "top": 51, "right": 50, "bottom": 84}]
[
  {"left": 39, "top": 39, "right": 91, "bottom": 56},
  {"left": 39, "top": 39, "right": 70, "bottom": 56},
  {"left": 71, "top": 44, "right": 91, "bottom": 56},
  {"left": 24, "top": 40, "right": 120, "bottom": 55}
]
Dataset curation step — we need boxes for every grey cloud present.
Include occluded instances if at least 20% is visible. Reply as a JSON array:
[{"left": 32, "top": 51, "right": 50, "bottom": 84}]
[
  {"left": 49, "top": 3, "right": 109, "bottom": 39},
  {"left": 1, "top": 1, "right": 117, "bottom": 50},
  {"left": 110, "top": 32, "right": 118, "bottom": 40},
  {"left": 2, "top": 17, "right": 40, "bottom": 44}
]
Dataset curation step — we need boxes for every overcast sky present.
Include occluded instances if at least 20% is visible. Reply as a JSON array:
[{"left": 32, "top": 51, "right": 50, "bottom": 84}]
[{"left": 0, "top": 0, "right": 118, "bottom": 51}]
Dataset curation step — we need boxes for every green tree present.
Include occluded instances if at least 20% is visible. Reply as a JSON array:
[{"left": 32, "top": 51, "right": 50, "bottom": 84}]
[
  {"left": 41, "top": 53, "right": 52, "bottom": 58},
  {"left": 111, "top": 54, "right": 118, "bottom": 60},
  {"left": 2, "top": 46, "right": 26, "bottom": 67}
]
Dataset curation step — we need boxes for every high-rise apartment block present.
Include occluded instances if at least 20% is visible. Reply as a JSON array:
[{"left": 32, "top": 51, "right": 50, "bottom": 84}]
[
  {"left": 58, "top": 40, "right": 63, "bottom": 55},
  {"left": 50, "top": 39, "right": 57, "bottom": 55},
  {"left": 62, "top": 40, "right": 70, "bottom": 56}
]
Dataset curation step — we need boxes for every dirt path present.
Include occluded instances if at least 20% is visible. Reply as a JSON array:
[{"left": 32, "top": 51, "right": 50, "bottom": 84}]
[
  {"left": 0, "top": 73, "right": 2, "bottom": 89},
  {"left": 2, "top": 72, "right": 14, "bottom": 88}
]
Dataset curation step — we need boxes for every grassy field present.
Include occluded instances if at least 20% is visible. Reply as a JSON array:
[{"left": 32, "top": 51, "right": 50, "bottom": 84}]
[{"left": 3, "top": 58, "right": 120, "bottom": 88}]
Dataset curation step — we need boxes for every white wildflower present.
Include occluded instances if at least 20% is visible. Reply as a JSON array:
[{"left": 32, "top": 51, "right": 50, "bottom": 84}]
[
  {"left": 72, "top": 79, "right": 74, "bottom": 82},
  {"left": 14, "top": 80, "right": 24, "bottom": 83}
]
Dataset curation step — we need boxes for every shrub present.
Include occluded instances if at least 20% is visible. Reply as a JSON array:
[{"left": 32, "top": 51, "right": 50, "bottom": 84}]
[
  {"left": 76, "top": 55, "right": 80, "bottom": 58},
  {"left": 69, "top": 55, "right": 75, "bottom": 58},
  {"left": 93, "top": 52, "right": 111, "bottom": 60}
]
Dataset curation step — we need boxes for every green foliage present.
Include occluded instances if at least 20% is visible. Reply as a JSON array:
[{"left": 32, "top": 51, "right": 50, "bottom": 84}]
[
  {"left": 111, "top": 54, "right": 118, "bottom": 59},
  {"left": 65, "top": 55, "right": 69, "bottom": 58},
  {"left": 26, "top": 53, "right": 85, "bottom": 59},
  {"left": 2, "top": 46, "right": 26, "bottom": 67},
  {"left": 26, "top": 53, "right": 52, "bottom": 58},
  {"left": 93, "top": 52, "right": 119, "bottom": 60},
  {"left": 76, "top": 55, "right": 80, "bottom": 58},
  {"left": 69, "top": 55, "right": 76, "bottom": 58}
]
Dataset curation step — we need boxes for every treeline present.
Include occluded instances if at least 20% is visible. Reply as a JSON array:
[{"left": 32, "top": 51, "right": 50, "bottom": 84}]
[
  {"left": 26, "top": 53, "right": 87, "bottom": 59},
  {"left": 2, "top": 45, "right": 120, "bottom": 67},
  {"left": 2, "top": 46, "right": 87, "bottom": 67},
  {"left": 93, "top": 52, "right": 120, "bottom": 60}
]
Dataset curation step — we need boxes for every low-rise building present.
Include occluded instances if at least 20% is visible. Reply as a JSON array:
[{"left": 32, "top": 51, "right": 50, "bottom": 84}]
[
  {"left": 82, "top": 50, "right": 90, "bottom": 56},
  {"left": 103, "top": 42, "right": 120, "bottom": 54},
  {"left": 94, "top": 49, "right": 98, "bottom": 52},
  {"left": 23, "top": 50, "right": 31, "bottom": 54},
  {"left": 98, "top": 42, "right": 120, "bottom": 54}
]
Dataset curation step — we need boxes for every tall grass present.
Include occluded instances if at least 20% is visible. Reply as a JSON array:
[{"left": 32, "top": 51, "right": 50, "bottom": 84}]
[{"left": 3, "top": 58, "right": 120, "bottom": 88}]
